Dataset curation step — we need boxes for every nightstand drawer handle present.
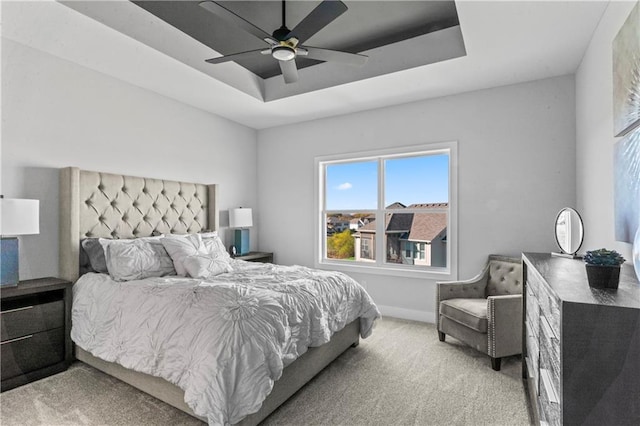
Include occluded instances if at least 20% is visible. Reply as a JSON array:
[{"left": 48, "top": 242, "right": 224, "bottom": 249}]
[
  {"left": 0, "top": 305, "right": 34, "bottom": 315},
  {"left": 1, "top": 334, "right": 33, "bottom": 345}
]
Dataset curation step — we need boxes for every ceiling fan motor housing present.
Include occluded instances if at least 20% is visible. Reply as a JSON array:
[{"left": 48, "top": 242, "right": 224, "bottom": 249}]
[{"left": 272, "top": 25, "right": 291, "bottom": 41}]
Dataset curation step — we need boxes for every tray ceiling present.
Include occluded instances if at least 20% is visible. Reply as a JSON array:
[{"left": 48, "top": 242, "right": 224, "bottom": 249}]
[
  {"left": 3, "top": 1, "right": 610, "bottom": 129},
  {"left": 133, "top": 1, "right": 463, "bottom": 80}
]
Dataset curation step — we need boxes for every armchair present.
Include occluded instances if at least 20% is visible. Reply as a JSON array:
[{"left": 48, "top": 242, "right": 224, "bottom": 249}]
[{"left": 436, "top": 255, "right": 523, "bottom": 371}]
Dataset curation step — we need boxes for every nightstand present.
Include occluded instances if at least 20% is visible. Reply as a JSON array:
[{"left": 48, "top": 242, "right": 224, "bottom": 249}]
[
  {"left": 1, "top": 277, "right": 73, "bottom": 391},
  {"left": 235, "top": 251, "right": 274, "bottom": 263}
]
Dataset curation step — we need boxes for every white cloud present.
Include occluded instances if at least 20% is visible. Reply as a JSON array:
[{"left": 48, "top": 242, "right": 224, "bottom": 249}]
[{"left": 337, "top": 182, "right": 352, "bottom": 190}]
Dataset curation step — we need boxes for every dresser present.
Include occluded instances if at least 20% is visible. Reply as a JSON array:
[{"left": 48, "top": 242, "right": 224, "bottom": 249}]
[
  {"left": 1, "top": 277, "right": 73, "bottom": 391},
  {"left": 522, "top": 253, "right": 640, "bottom": 425}
]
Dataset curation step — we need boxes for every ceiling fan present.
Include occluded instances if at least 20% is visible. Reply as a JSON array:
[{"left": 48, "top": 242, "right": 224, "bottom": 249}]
[{"left": 199, "top": 0, "right": 368, "bottom": 84}]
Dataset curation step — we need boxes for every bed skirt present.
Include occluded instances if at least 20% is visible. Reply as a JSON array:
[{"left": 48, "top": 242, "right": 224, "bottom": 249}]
[{"left": 75, "top": 319, "right": 360, "bottom": 425}]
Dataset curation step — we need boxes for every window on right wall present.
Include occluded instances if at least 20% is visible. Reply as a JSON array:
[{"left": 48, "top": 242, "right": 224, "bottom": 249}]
[{"left": 316, "top": 142, "right": 458, "bottom": 279}]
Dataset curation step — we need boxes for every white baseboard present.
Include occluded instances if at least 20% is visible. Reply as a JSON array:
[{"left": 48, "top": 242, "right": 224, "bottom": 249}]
[{"left": 376, "top": 305, "right": 435, "bottom": 324}]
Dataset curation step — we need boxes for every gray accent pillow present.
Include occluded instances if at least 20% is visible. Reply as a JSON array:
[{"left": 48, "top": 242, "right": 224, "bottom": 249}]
[
  {"left": 101, "top": 239, "right": 176, "bottom": 281},
  {"left": 81, "top": 238, "right": 108, "bottom": 273}
]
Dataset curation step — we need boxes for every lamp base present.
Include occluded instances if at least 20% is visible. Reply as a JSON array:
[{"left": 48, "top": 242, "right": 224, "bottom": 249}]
[
  {"left": 1, "top": 237, "right": 19, "bottom": 287},
  {"left": 234, "top": 229, "right": 250, "bottom": 256}
]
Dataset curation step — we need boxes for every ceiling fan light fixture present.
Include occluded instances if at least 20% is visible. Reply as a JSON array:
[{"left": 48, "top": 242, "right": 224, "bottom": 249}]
[{"left": 272, "top": 45, "right": 296, "bottom": 61}]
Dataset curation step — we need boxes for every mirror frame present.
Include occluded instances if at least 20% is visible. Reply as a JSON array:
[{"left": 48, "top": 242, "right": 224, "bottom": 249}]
[{"left": 553, "top": 207, "right": 584, "bottom": 257}]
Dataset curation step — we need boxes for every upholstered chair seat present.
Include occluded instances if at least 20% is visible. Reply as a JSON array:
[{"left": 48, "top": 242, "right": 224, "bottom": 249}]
[
  {"left": 439, "top": 299, "right": 488, "bottom": 333},
  {"left": 436, "top": 255, "right": 523, "bottom": 371}
]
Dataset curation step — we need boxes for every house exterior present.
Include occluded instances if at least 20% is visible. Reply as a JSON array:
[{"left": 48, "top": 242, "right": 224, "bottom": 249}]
[
  {"left": 349, "top": 217, "right": 371, "bottom": 231},
  {"left": 353, "top": 203, "right": 448, "bottom": 267},
  {"left": 326, "top": 216, "right": 351, "bottom": 235}
]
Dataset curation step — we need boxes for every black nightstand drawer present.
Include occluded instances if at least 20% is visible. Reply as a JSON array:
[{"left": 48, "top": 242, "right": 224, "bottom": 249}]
[
  {"left": 1, "top": 278, "right": 73, "bottom": 391},
  {"left": 1, "top": 298, "right": 64, "bottom": 341},
  {"left": 1, "top": 327, "right": 65, "bottom": 380}
]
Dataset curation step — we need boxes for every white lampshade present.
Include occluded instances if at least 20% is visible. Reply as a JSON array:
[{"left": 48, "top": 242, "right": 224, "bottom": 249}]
[
  {"left": 229, "top": 208, "right": 253, "bottom": 228},
  {"left": 0, "top": 198, "right": 40, "bottom": 236}
]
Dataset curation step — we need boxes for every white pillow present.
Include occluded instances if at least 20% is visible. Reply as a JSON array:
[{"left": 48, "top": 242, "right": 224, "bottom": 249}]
[
  {"left": 101, "top": 239, "right": 175, "bottom": 281},
  {"left": 183, "top": 253, "right": 233, "bottom": 279},
  {"left": 160, "top": 234, "right": 209, "bottom": 276},
  {"left": 200, "top": 231, "right": 232, "bottom": 261}
]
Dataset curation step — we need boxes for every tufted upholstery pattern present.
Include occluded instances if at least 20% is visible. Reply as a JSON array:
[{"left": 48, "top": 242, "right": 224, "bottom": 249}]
[
  {"left": 486, "top": 257, "right": 522, "bottom": 296},
  {"left": 79, "top": 171, "right": 207, "bottom": 239},
  {"left": 60, "top": 167, "right": 218, "bottom": 283}
]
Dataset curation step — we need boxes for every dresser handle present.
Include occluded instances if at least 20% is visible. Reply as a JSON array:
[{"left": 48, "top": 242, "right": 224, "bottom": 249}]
[
  {"left": 0, "top": 334, "right": 33, "bottom": 345},
  {"left": 0, "top": 306, "right": 34, "bottom": 315}
]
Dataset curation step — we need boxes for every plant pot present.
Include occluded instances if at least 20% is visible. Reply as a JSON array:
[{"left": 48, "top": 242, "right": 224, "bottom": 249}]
[{"left": 585, "top": 264, "right": 621, "bottom": 289}]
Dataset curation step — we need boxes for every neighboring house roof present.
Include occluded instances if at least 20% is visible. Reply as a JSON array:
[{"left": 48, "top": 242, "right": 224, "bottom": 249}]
[
  {"left": 407, "top": 212, "right": 447, "bottom": 242},
  {"left": 354, "top": 202, "right": 447, "bottom": 241},
  {"left": 408, "top": 203, "right": 448, "bottom": 209},
  {"left": 386, "top": 212, "right": 413, "bottom": 232},
  {"left": 358, "top": 218, "right": 376, "bottom": 232},
  {"left": 386, "top": 202, "right": 406, "bottom": 209}
]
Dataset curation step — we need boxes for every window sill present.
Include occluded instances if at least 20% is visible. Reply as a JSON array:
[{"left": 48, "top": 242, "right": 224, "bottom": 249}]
[{"left": 315, "top": 260, "right": 457, "bottom": 280}]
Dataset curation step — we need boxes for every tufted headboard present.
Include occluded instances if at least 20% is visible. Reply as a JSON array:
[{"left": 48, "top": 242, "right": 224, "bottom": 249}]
[{"left": 59, "top": 167, "right": 218, "bottom": 282}]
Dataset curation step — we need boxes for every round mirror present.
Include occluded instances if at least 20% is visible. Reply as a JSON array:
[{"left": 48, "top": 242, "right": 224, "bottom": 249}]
[{"left": 554, "top": 207, "right": 584, "bottom": 256}]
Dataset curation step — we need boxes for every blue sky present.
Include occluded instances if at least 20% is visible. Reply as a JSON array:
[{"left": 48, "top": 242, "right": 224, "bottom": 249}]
[{"left": 326, "top": 154, "right": 449, "bottom": 210}]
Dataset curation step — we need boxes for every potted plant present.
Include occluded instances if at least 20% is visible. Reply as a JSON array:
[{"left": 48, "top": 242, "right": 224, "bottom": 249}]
[{"left": 584, "top": 248, "right": 626, "bottom": 289}]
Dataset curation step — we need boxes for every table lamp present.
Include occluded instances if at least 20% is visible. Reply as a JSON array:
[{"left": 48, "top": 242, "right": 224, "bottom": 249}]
[
  {"left": 1, "top": 197, "right": 40, "bottom": 287},
  {"left": 229, "top": 207, "right": 252, "bottom": 256}
]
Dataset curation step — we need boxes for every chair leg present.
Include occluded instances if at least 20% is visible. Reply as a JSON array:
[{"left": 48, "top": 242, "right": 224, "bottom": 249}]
[
  {"left": 491, "top": 357, "right": 502, "bottom": 371},
  {"left": 438, "top": 331, "right": 445, "bottom": 342}
]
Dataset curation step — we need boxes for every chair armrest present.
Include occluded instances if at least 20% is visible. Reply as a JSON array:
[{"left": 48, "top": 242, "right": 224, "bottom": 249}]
[
  {"left": 436, "top": 264, "right": 489, "bottom": 304},
  {"left": 487, "top": 294, "right": 523, "bottom": 358}
]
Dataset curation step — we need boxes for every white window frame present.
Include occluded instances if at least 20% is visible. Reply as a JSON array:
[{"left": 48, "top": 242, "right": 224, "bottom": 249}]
[{"left": 314, "top": 142, "right": 458, "bottom": 280}]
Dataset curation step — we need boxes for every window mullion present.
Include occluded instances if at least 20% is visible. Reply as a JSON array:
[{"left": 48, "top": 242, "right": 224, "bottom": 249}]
[{"left": 376, "top": 158, "right": 385, "bottom": 266}]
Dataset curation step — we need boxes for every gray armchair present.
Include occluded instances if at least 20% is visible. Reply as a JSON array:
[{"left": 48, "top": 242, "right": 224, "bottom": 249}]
[{"left": 436, "top": 255, "right": 523, "bottom": 371}]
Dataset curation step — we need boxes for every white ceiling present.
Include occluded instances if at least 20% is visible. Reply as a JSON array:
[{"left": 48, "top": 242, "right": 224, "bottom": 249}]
[{"left": 2, "top": 1, "right": 609, "bottom": 130}]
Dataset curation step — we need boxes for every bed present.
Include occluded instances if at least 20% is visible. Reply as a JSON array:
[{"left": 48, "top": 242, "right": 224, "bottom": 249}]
[{"left": 58, "top": 167, "right": 380, "bottom": 425}]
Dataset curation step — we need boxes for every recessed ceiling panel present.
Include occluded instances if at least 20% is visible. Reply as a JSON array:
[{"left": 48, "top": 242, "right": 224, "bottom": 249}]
[{"left": 133, "top": 1, "right": 463, "bottom": 79}]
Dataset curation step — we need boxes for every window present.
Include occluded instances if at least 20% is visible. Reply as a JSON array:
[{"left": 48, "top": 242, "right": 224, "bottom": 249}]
[{"left": 315, "top": 142, "right": 457, "bottom": 278}]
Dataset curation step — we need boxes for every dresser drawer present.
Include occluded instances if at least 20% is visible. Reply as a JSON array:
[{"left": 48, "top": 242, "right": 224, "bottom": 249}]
[
  {"left": 1, "top": 328, "right": 65, "bottom": 380},
  {"left": 539, "top": 368, "right": 561, "bottom": 426},
  {"left": 539, "top": 321, "right": 560, "bottom": 395},
  {"left": 526, "top": 268, "right": 542, "bottom": 294},
  {"left": 525, "top": 284, "right": 539, "bottom": 335},
  {"left": 537, "top": 280, "right": 560, "bottom": 336},
  {"left": 1, "top": 299, "right": 64, "bottom": 341}
]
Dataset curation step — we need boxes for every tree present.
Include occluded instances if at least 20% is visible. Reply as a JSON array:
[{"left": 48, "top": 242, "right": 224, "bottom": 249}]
[{"left": 327, "top": 229, "right": 355, "bottom": 259}]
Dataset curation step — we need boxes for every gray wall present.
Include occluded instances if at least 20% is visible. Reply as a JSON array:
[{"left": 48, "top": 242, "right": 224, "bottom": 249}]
[
  {"left": 1, "top": 39, "right": 258, "bottom": 280},
  {"left": 257, "top": 75, "right": 577, "bottom": 322}
]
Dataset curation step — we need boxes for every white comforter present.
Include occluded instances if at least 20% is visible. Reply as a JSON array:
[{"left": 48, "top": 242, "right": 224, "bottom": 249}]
[{"left": 71, "top": 260, "right": 380, "bottom": 425}]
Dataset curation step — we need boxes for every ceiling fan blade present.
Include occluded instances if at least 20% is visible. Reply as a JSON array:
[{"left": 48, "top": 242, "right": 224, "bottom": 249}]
[
  {"left": 287, "top": 0, "right": 348, "bottom": 45},
  {"left": 278, "top": 59, "right": 299, "bottom": 84},
  {"left": 199, "top": 1, "right": 277, "bottom": 45},
  {"left": 205, "top": 48, "right": 265, "bottom": 64},
  {"left": 302, "top": 46, "right": 368, "bottom": 66}
]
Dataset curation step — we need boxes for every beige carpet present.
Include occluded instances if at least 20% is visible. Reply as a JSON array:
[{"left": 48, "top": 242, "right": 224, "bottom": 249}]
[{"left": 0, "top": 317, "right": 531, "bottom": 425}]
